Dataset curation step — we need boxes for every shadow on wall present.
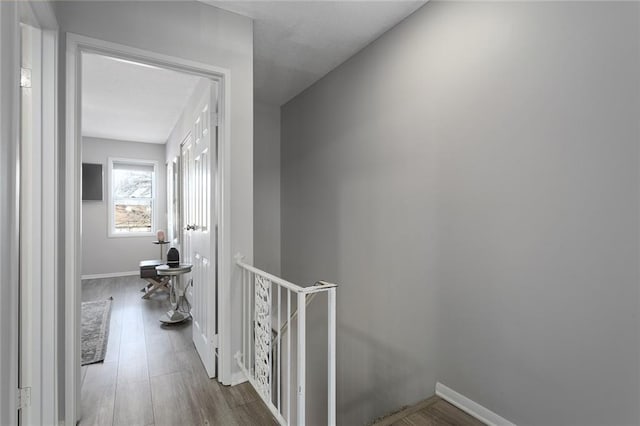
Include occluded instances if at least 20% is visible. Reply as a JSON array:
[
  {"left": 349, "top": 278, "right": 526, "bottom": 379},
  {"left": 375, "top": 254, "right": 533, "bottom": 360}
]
[
  {"left": 338, "top": 322, "right": 427, "bottom": 423},
  {"left": 306, "top": 303, "right": 428, "bottom": 425}
]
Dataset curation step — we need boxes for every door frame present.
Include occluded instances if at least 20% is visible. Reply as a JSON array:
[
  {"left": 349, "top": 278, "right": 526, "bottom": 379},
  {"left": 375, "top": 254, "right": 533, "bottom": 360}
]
[
  {"left": 64, "top": 33, "right": 233, "bottom": 425},
  {"left": 18, "top": 5, "right": 59, "bottom": 425},
  {"left": 0, "top": 1, "right": 57, "bottom": 425}
]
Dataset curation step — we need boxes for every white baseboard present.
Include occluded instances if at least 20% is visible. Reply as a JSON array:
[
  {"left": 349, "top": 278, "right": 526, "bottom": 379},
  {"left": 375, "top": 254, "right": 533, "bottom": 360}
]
[
  {"left": 435, "top": 382, "right": 516, "bottom": 426},
  {"left": 81, "top": 270, "right": 138, "bottom": 280},
  {"left": 230, "top": 370, "right": 247, "bottom": 386}
]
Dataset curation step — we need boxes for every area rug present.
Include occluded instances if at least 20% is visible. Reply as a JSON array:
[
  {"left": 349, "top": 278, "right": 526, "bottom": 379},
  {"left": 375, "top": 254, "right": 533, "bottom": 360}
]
[{"left": 81, "top": 297, "right": 113, "bottom": 366}]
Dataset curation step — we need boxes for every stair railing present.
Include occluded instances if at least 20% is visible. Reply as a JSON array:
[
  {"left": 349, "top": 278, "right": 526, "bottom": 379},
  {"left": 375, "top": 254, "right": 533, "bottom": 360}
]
[{"left": 235, "top": 256, "right": 337, "bottom": 426}]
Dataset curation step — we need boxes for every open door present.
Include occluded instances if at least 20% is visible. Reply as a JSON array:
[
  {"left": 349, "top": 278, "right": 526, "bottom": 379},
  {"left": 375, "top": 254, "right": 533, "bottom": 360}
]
[{"left": 182, "top": 82, "right": 218, "bottom": 378}]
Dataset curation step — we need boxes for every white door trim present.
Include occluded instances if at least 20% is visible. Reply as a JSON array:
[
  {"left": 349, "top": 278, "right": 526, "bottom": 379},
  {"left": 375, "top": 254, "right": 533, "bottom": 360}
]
[
  {"left": 9, "top": 2, "right": 58, "bottom": 425},
  {"left": 64, "top": 33, "right": 233, "bottom": 425},
  {"left": 39, "top": 26, "right": 59, "bottom": 426},
  {"left": 21, "top": 22, "right": 44, "bottom": 426}
]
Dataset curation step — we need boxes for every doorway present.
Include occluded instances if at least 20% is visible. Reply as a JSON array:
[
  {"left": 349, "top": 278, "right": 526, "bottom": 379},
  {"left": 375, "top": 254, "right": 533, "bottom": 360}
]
[{"left": 66, "top": 34, "right": 232, "bottom": 425}]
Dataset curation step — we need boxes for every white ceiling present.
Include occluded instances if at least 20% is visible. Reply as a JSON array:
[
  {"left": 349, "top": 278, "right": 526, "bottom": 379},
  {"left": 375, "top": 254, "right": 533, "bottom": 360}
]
[
  {"left": 81, "top": 2, "right": 426, "bottom": 142},
  {"left": 206, "top": 1, "right": 426, "bottom": 105},
  {"left": 82, "top": 53, "right": 204, "bottom": 144}
]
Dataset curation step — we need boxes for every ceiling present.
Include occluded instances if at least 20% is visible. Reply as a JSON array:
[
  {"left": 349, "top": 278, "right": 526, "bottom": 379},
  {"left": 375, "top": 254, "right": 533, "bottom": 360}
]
[
  {"left": 206, "top": 1, "right": 426, "bottom": 105},
  {"left": 82, "top": 53, "right": 204, "bottom": 144},
  {"left": 81, "top": 2, "right": 426, "bottom": 143}
]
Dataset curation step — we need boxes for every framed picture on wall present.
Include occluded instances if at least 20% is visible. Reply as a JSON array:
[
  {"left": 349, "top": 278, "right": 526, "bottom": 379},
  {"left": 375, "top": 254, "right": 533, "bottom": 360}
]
[{"left": 82, "top": 163, "right": 103, "bottom": 201}]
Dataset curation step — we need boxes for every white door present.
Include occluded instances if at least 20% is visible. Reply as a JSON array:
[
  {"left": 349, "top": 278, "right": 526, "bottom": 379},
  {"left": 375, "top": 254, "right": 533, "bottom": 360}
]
[
  {"left": 181, "top": 134, "right": 193, "bottom": 264},
  {"left": 182, "top": 85, "right": 217, "bottom": 378}
]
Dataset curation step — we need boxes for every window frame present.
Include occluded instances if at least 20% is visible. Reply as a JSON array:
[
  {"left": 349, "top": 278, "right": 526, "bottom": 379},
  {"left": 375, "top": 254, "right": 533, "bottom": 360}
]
[{"left": 107, "top": 157, "right": 158, "bottom": 238}]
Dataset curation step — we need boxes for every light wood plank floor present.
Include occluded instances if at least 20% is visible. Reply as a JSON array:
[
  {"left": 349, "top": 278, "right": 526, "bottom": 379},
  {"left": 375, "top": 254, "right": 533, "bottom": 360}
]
[
  {"left": 81, "top": 275, "right": 277, "bottom": 426},
  {"left": 372, "top": 396, "right": 485, "bottom": 426},
  {"left": 83, "top": 276, "right": 482, "bottom": 426}
]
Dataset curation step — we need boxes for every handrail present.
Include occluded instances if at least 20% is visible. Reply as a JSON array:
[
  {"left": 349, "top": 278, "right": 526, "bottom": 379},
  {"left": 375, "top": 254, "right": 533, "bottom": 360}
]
[
  {"left": 237, "top": 258, "right": 305, "bottom": 293},
  {"left": 236, "top": 258, "right": 337, "bottom": 294}
]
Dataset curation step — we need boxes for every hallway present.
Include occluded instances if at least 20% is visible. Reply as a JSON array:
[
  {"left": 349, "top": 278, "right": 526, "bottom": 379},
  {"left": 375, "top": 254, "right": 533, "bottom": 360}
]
[{"left": 80, "top": 276, "right": 276, "bottom": 426}]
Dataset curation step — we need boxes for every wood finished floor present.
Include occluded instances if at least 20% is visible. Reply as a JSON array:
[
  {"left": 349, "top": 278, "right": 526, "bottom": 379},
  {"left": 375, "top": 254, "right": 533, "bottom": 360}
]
[
  {"left": 372, "top": 396, "right": 485, "bottom": 426},
  {"left": 81, "top": 275, "right": 277, "bottom": 426}
]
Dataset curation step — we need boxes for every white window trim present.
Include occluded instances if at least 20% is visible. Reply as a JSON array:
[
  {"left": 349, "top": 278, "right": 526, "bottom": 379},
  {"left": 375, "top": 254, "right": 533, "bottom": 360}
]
[{"left": 107, "top": 157, "right": 158, "bottom": 238}]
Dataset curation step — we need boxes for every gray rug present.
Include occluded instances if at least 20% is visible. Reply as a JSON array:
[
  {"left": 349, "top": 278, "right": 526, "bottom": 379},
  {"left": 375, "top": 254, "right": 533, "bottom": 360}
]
[{"left": 81, "top": 297, "right": 113, "bottom": 366}]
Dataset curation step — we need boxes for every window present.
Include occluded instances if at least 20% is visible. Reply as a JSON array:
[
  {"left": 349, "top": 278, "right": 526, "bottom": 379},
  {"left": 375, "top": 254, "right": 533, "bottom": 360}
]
[{"left": 108, "top": 158, "right": 157, "bottom": 237}]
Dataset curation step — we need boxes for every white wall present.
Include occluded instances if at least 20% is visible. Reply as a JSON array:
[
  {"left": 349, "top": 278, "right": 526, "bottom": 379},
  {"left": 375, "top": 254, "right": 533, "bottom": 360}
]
[
  {"left": 254, "top": 101, "right": 281, "bottom": 275},
  {"left": 282, "top": 2, "right": 640, "bottom": 425},
  {"left": 81, "top": 137, "right": 167, "bottom": 276},
  {"left": 54, "top": 1, "right": 253, "bottom": 420}
]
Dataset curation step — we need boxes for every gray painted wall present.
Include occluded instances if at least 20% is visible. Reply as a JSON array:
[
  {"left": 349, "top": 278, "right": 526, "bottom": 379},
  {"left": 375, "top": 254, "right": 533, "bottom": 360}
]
[
  {"left": 254, "top": 101, "right": 281, "bottom": 275},
  {"left": 81, "top": 137, "right": 167, "bottom": 276},
  {"left": 282, "top": 2, "right": 640, "bottom": 425}
]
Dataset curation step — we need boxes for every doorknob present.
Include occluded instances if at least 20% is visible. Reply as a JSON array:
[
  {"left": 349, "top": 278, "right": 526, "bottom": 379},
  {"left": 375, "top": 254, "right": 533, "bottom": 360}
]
[{"left": 185, "top": 224, "right": 196, "bottom": 231}]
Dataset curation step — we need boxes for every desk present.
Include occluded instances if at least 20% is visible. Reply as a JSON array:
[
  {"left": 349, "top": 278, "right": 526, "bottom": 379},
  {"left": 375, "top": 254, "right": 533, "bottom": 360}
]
[{"left": 157, "top": 263, "right": 192, "bottom": 324}]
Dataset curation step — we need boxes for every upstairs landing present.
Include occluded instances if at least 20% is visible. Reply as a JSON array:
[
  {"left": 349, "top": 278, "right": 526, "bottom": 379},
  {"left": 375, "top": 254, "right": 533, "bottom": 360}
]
[{"left": 372, "top": 395, "right": 485, "bottom": 426}]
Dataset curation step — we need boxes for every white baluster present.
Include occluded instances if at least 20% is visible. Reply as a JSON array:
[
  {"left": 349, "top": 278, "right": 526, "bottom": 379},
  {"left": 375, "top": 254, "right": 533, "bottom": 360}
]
[
  {"left": 287, "top": 289, "right": 291, "bottom": 423},
  {"left": 297, "top": 292, "right": 306, "bottom": 426},
  {"left": 328, "top": 287, "right": 337, "bottom": 426},
  {"left": 277, "top": 285, "right": 281, "bottom": 411}
]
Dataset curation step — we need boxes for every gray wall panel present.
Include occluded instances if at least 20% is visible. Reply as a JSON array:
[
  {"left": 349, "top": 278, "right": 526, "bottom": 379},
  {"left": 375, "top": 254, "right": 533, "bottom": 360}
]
[
  {"left": 282, "top": 2, "right": 640, "bottom": 425},
  {"left": 254, "top": 101, "right": 281, "bottom": 276}
]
